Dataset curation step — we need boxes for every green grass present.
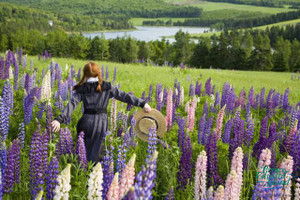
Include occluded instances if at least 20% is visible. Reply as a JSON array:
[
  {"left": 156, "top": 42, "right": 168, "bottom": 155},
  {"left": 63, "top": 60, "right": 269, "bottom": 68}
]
[
  {"left": 165, "top": 0, "right": 295, "bottom": 13},
  {"left": 29, "top": 56, "right": 300, "bottom": 103}
]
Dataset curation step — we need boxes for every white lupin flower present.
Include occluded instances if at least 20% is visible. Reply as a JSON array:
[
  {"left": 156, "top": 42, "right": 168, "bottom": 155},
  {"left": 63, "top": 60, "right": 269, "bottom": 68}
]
[
  {"left": 54, "top": 164, "right": 71, "bottom": 200},
  {"left": 65, "top": 64, "right": 68, "bottom": 71},
  {"left": 180, "top": 86, "right": 184, "bottom": 105},
  {"left": 88, "top": 162, "right": 103, "bottom": 200},
  {"left": 41, "top": 71, "right": 52, "bottom": 101},
  {"left": 9, "top": 67, "right": 13, "bottom": 80}
]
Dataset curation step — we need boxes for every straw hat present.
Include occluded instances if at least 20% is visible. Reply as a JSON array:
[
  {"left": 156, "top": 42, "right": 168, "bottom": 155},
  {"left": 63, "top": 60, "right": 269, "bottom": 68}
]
[{"left": 133, "top": 108, "right": 166, "bottom": 142}]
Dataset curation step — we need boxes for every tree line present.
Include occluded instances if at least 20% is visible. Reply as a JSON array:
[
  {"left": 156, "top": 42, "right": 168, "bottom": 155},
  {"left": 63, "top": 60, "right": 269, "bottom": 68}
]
[
  {"left": 0, "top": 25, "right": 299, "bottom": 72},
  {"left": 173, "top": 10, "right": 300, "bottom": 29}
]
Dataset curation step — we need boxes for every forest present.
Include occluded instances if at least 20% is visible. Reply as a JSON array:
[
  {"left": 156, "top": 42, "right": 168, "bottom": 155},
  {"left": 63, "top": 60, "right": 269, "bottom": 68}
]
[
  {"left": 0, "top": 24, "right": 299, "bottom": 72},
  {"left": 173, "top": 10, "right": 300, "bottom": 29}
]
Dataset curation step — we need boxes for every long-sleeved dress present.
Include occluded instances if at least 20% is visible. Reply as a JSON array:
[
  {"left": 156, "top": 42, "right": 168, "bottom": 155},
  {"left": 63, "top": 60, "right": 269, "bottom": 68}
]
[{"left": 55, "top": 80, "right": 146, "bottom": 163}]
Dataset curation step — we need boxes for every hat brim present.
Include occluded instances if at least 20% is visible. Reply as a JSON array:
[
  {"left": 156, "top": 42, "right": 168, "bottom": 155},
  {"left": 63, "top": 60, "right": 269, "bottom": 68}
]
[{"left": 133, "top": 108, "right": 166, "bottom": 142}]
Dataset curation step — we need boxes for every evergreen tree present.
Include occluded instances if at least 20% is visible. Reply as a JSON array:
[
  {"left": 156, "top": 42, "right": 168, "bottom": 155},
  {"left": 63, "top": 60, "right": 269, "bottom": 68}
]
[{"left": 272, "top": 36, "right": 291, "bottom": 71}]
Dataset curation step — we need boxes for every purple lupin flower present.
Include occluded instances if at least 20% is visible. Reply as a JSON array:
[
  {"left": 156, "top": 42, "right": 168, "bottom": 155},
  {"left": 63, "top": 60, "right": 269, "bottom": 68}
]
[
  {"left": 77, "top": 67, "right": 81, "bottom": 82},
  {"left": 3, "top": 54, "right": 11, "bottom": 79},
  {"left": 189, "top": 83, "right": 195, "bottom": 97},
  {"left": 29, "top": 126, "right": 43, "bottom": 199},
  {"left": 147, "top": 126, "right": 157, "bottom": 159},
  {"left": 177, "top": 133, "right": 193, "bottom": 190},
  {"left": 221, "top": 82, "right": 230, "bottom": 108},
  {"left": 148, "top": 84, "right": 153, "bottom": 103},
  {"left": 165, "top": 187, "right": 174, "bottom": 200},
  {"left": 129, "top": 117, "right": 137, "bottom": 148},
  {"left": 106, "top": 65, "right": 109, "bottom": 81},
  {"left": 205, "top": 77, "right": 211, "bottom": 95},
  {"left": 113, "top": 66, "right": 117, "bottom": 84},
  {"left": 102, "top": 137, "right": 114, "bottom": 200},
  {"left": 163, "top": 86, "right": 168, "bottom": 105},
  {"left": 46, "top": 104, "right": 53, "bottom": 140},
  {"left": 198, "top": 114, "right": 206, "bottom": 145},
  {"left": 23, "top": 87, "right": 39, "bottom": 125},
  {"left": 2, "top": 81, "right": 12, "bottom": 140},
  {"left": 14, "top": 62, "right": 19, "bottom": 91},
  {"left": 202, "top": 117, "right": 213, "bottom": 146},
  {"left": 45, "top": 156, "right": 59, "bottom": 200},
  {"left": 206, "top": 132, "right": 223, "bottom": 186},
  {"left": 214, "top": 92, "right": 220, "bottom": 111},
  {"left": 266, "top": 122, "right": 277, "bottom": 149},
  {"left": 134, "top": 151, "right": 158, "bottom": 199},
  {"left": 0, "top": 57, "right": 4, "bottom": 79},
  {"left": 260, "top": 87, "right": 265, "bottom": 109},
  {"left": 24, "top": 73, "right": 33, "bottom": 94},
  {"left": 223, "top": 118, "right": 233, "bottom": 144},
  {"left": 202, "top": 102, "right": 208, "bottom": 117},
  {"left": 252, "top": 116, "right": 268, "bottom": 160},
  {"left": 17, "top": 122, "right": 25, "bottom": 148},
  {"left": 77, "top": 131, "right": 87, "bottom": 170},
  {"left": 117, "top": 142, "right": 127, "bottom": 175},
  {"left": 282, "top": 88, "right": 289, "bottom": 110},
  {"left": 178, "top": 117, "right": 185, "bottom": 150},
  {"left": 244, "top": 117, "right": 254, "bottom": 146},
  {"left": 36, "top": 101, "right": 46, "bottom": 119},
  {"left": 229, "top": 118, "right": 244, "bottom": 159},
  {"left": 4, "top": 139, "right": 20, "bottom": 193},
  {"left": 18, "top": 48, "right": 22, "bottom": 64}
]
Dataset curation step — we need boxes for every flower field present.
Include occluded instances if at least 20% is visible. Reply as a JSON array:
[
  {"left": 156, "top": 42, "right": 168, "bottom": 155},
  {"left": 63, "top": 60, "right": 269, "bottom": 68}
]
[{"left": 0, "top": 49, "right": 300, "bottom": 199}]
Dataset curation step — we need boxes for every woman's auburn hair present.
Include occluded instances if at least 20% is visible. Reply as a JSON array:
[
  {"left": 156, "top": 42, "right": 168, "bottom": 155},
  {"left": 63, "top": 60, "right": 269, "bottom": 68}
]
[{"left": 73, "top": 61, "right": 103, "bottom": 92}]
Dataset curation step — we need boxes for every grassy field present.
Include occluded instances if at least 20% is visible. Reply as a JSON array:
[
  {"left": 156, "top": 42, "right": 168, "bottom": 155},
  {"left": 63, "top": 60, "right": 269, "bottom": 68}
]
[
  {"left": 165, "top": 0, "right": 294, "bottom": 13},
  {"left": 188, "top": 18, "right": 300, "bottom": 38},
  {"left": 131, "top": 1, "right": 296, "bottom": 28},
  {"left": 30, "top": 56, "right": 300, "bottom": 103}
]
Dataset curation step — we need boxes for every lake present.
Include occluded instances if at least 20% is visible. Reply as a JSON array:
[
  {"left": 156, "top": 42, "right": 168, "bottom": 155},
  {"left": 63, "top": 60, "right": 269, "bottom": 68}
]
[{"left": 83, "top": 26, "right": 210, "bottom": 43}]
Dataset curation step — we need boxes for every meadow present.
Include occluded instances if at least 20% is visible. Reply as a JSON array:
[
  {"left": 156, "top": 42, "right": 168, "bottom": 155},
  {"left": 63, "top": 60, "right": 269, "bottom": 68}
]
[{"left": 0, "top": 52, "right": 300, "bottom": 199}]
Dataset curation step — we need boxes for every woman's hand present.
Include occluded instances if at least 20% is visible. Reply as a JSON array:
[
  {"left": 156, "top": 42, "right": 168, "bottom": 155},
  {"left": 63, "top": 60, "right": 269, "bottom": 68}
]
[
  {"left": 52, "top": 120, "right": 61, "bottom": 132},
  {"left": 143, "top": 103, "right": 151, "bottom": 113}
]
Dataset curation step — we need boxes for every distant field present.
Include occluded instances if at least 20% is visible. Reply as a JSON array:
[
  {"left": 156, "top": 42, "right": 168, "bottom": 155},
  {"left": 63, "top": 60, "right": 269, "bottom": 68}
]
[
  {"left": 165, "top": 0, "right": 294, "bottom": 13},
  {"left": 188, "top": 18, "right": 300, "bottom": 38},
  {"left": 131, "top": 1, "right": 295, "bottom": 26}
]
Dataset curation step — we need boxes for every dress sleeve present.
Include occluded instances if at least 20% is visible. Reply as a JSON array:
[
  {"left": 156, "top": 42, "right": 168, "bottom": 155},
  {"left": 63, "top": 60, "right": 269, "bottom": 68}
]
[
  {"left": 109, "top": 85, "right": 146, "bottom": 108},
  {"left": 54, "top": 92, "right": 82, "bottom": 124}
]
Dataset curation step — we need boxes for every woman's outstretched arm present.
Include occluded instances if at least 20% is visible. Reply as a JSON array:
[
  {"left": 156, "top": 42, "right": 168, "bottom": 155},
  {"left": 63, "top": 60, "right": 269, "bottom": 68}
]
[
  {"left": 53, "top": 92, "right": 82, "bottom": 130},
  {"left": 109, "top": 85, "right": 147, "bottom": 108}
]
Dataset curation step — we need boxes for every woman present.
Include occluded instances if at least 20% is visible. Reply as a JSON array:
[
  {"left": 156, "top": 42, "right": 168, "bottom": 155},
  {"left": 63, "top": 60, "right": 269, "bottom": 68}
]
[{"left": 52, "top": 61, "right": 151, "bottom": 163}]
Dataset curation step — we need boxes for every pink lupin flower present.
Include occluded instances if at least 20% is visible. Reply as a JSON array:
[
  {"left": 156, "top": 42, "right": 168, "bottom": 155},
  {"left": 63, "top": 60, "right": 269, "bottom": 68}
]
[
  {"left": 194, "top": 150, "right": 207, "bottom": 200},
  {"left": 107, "top": 172, "right": 119, "bottom": 200},
  {"left": 166, "top": 88, "right": 173, "bottom": 131},
  {"left": 224, "top": 170, "right": 239, "bottom": 200},
  {"left": 187, "top": 97, "right": 197, "bottom": 132},
  {"left": 216, "top": 105, "right": 226, "bottom": 140},
  {"left": 279, "top": 155, "right": 294, "bottom": 200},
  {"left": 214, "top": 185, "right": 225, "bottom": 200},
  {"left": 230, "top": 147, "right": 243, "bottom": 199},
  {"left": 295, "top": 178, "right": 300, "bottom": 200},
  {"left": 119, "top": 154, "right": 136, "bottom": 199}
]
